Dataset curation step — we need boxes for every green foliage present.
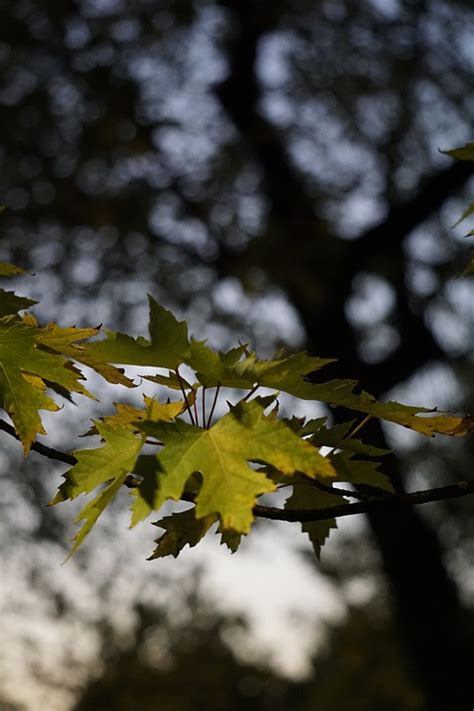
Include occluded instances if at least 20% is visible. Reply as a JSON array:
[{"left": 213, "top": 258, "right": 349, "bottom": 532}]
[
  {"left": 0, "top": 258, "right": 471, "bottom": 560},
  {"left": 441, "top": 141, "right": 474, "bottom": 161},
  {"left": 444, "top": 140, "right": 474, "bottom": 276},
  {"left": 131, "top": 399, "right": 335, "bottom": 532}
]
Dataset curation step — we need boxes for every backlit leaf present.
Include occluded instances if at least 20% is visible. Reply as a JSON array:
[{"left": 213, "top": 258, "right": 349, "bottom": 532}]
[
  {"left": 0, "top": 262, "right": 28, "bottom": 277},
  {"left": 132, "top": 399, "right": 335, "bottom": 534},
  {"left": 0, "top": 289, "right": 37, "bottom": 316},
  {"left": 441, "top": 142, "right": 474, "bottom": 161},
  {"left": 36, "top": 322, "right": 135, "bottom": 387},
  {"left": 0, "top": 319, "right": 93, "bottom": 451},
  {"left": 67, "top": 472, "right": 128, "bottom": 559},
  {"left": 149, "top": 507, "right": 217, "bottom": 559},
  {"left": 51, "top": 423, "right": 143, "bottom": 504},
  {"left": 84, "top": 295, "right": 190, "bottom": 368},
  {"left": 285, "top": 483, "right": 344, "bottom": 559}
]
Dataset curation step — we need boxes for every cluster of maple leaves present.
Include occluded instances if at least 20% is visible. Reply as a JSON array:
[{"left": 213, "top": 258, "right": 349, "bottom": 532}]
[{"left": 0, "top": 254, "right": 471, "bottom": 562}]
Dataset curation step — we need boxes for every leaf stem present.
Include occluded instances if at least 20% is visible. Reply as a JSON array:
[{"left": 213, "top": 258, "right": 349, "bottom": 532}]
[
  {"left": 206, "top": 384, "right": 221, "bottom": 428},
  {"left": 175, "top": 368, "right": 196, "bottom": 426},
  {"left": 201, "top": 386, "right": 206, "bottom": 430},
  {"left": 242, "top": 384, "right": 259, "bottom": 401},
  {"left": 193, "top": 390, "right": 199, "bottom": 427},
  {"left": 346, "top": 414, "right": 372, "bottom": 440}
]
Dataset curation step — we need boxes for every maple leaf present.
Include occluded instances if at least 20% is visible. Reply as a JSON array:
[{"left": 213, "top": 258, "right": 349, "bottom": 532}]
[
  {"left": 330, "top": 451, "right": 393, "bottom": 492},
  {"left": 149, "top": 507, "right": 217, "bottom": 559},
  {"left": 0, "top": 263, "right": 36, "bottom": 315},
  {"left": 0, "top": 318, "right": 94, "bottom": 451},
  {"left": 35, "top": 322, "right": 135, "bottom": 387},
  {"left": 0, "top": 261, "right": 28, "bottom": 277},
  {"left": 66, "top": 472, "right": 129, "bottom": 560},
  {"left": 187, "top": 339, "right": 254, "bottom": 388},
  {"left": 451, "top": 202, "right": 474, "bottom": 228},
  {"left": 82, "top": 297, "right": 472, "bottom": 439},
  {"left": 149, "top": 507, "right": 243, "bottom": 560},
  {"left": 441, "top": 141, "right": 474, "bottom": 161},
  {"left": 142, "top": 371, "right": 195, "bottom": 390},
  {"left": 218, "top": 350, "right": 472, "bottom": 437},
  {"left": 285, "top": 483, "right": 343, "bottom": 559},
  {"left": 85, "top": 395, "right": 186, "bottom": 435},
  {"left": 52, "top": 422, "right": 143, "bottom": 503},
  {"left": 131, "top": 399, "right": 336, "bottom": 533},
  {"left": 51, "top": 423, "right": 144, "bottom": 557},
  {"left": 84, "top": 295, "right": 190, "bottom": 368},
  {"left": 324, "top": 390, "right": 474, "bottom": 437},
  {"left": 0, "top": 289, "right": 37, "bottom": 317},
  {"left": 310, "top": 420, "right": 391, "bottom": 458},
  {"left": 190, "top": 346, "right": 333, "bottom": 391},
  {"left": 149, "top": 507, "right": 242, "bottom": 560}
]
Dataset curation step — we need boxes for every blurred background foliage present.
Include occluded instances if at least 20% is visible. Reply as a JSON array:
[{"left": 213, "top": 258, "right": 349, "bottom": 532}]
[{"left": 0, "top": 0, "right": 473, "bottom": 708}]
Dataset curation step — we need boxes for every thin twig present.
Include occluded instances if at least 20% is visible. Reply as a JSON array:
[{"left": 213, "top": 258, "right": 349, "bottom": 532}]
[
  {"left": 242, "top": 384, "right": 259, "bottom": 401},
  {"left": 201, "top": 386, "right": 206, "bottom": 430},
  {"left": 345, "top": 414, "right": 373, "bottom": 440},
  {"left": 206, "top": 384, "right": 221, "bottom": 428},
  {"left": 253, "top": 480, "right": 474, "bottom": 523},
  {"left": 193, "top": 390, "right": 199, "bottom": 428},
  {"left": 175, "top": 368, "right": 196, "bottom": 426},
  {"left": 0, "top": 418, "right": 77, "bottom": 466},
  {"left": 180, "top": 480, "right": 474, "bottom": 523}
]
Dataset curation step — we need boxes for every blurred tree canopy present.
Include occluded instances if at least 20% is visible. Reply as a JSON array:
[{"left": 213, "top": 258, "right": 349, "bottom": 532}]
[
  {"left": 74, "top": 572, "right": 458, "bottom": 711},
  {"left": 1, "top": 0, "right": 473, "bottom": 708},
  {"left": 73, "top": 578, "right": 427, "bottom": 711}
]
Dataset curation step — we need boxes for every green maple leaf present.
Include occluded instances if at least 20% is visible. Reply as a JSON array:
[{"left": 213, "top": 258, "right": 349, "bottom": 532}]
[
  {"left": 52, "top": 423, "right": 144, "bottom": 557},
  {"left": 132, "top": 399, "right": 336, "bottom": 533},
  {"left": 0, "top": 262, "right": 36, "bottom": 315},
  {"left": 142, "top": 371, "right": 195, "bottom": 390},
  {"left": 187, "top": 339, "right": 254, "bottom": 388},
  {"left": 451, "top": 202, "right": 474, "bottom": 228},
  {"left": 35, "top": 321, "right": 135, "bottom": 387},
  {"left": 0, "top": 318, "right": 94, "bottom": 451},
  {"left": 149, "top": 507, "right": 242, "bottom": 560},
  {"left": 51, "top": 422, "right": 143, "bottom": 504},
  {"left": 149, "top": 507, "right": 217, "bottom": 559},
  {"left": 441, "top": 142, "right": 474, "bottom": 161},
  {"left": 66, "top": 472, "right": 129, "bottom": 560},
  {"left": 84, "top": 295, "right": 190, "bottom": 368},
  {"left": 285, "top": 483, "right": 343, "bottom": 559},
  {"left": 83, "top": 297, "right": 471, "bottom": 438},
  {"left": 459, "top": 255, "right": 474, "bottom": 277},
  {"left": 0, "top": 289, "right": 37, "bottom": 317},
  {"left": 0, "top": 261, "right": 28, "bottom": 277},
  {"left": 222, "top": 352, "right": 472, "bottom": 437},
  {"left": 310, "top": 420, "right": 391, "bottom": 458},
  {"left": 194, "top": 349, "right": 334, "bottom": 392},
  {"left": 334, "top": 394, "right": 474, "bottom": 437},
  {"left": 84, "top": 395, "right": 186, "bottom": 435},
  {"left": 330, "top": 451, "right": 393, "bottom": 492}
]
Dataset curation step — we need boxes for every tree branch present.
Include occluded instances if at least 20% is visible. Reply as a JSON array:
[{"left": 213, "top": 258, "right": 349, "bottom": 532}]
[
  {"left": 254, "top": 480, "right": 474, "bottom": 523},
  {"left": 2, "top": 417, "right": 472, "bottom": 522},
  {"left": 0, "top": 418, "right": 77, "bottom": 466}
]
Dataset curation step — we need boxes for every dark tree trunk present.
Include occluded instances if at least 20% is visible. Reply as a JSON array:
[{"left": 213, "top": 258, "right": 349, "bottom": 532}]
[{"left": 214, "top": 2, "right": 474, "bottom": 707}]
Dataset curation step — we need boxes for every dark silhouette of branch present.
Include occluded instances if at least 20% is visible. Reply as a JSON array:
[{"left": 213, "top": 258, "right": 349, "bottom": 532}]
[
  {"left": 2, "top": 417, "right": 472, "bottom": 522},
  {"left": 254, "top": 480, "right": 474, "bottom": 523},
  {"left": 0, "top": 418, "right": 76, "bottom": 466}
]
